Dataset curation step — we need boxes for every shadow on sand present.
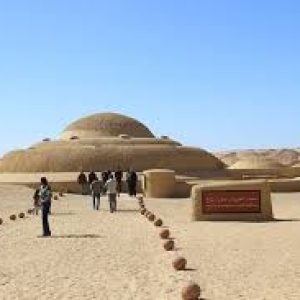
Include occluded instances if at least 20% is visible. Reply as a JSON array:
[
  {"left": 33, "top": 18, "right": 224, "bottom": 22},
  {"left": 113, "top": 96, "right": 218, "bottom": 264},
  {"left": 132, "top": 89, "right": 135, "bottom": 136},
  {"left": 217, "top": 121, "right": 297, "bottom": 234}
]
[
  {"left": 184, "top": 268, "right": 197, "bottom": 272},
  {"left": 116, "top": 209, "right": 140, "bottom": 213},
  {"left": 203, "top": 218, "right": 300, "bottom": 224},
  {"left": 272, "top": 218, "right": 300, "bottom": 222},
  {"left": 51, "top": 212, "right": 75, "bottom": 216},
  {"left": 39, "top": 234, "right": 102, "bottom": 239}
]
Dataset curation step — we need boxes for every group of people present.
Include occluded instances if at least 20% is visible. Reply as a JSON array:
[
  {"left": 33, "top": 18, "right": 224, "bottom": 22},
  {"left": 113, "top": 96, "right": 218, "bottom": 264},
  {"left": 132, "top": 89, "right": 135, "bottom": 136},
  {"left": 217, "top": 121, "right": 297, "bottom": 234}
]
[
  {"left": 77, "top": 169, "right": 138, "bottom": 213},
  {"left": 89, "top": 173, "right": 117, "bottom": 213},
  {"left": 33, "top": 169, "right": 139, "bottom": 237},
  {"left": 77, "top": 169, "right": 138, "bottom": 196}
]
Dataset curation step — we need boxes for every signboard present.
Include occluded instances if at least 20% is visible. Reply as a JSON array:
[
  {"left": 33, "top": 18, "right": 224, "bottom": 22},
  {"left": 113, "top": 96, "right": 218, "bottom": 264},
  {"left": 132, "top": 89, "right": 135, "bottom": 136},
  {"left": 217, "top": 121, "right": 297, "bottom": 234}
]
[{"left": 202, "top": 190, "right": 261, "bottom": 214}]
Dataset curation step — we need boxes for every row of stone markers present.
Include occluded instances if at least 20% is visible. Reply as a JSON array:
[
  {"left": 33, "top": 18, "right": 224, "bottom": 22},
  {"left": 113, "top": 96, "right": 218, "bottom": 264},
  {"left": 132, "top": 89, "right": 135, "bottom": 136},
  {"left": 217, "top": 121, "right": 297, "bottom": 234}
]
[
  {"left": 137, "top": 195, "right": 202, "bottom": 300},
  {"left": 0, "top": 212, "right": 26, "bottom": 225},
  {"left": 0, "top": 193, "right": 64, "bottom": 226}
]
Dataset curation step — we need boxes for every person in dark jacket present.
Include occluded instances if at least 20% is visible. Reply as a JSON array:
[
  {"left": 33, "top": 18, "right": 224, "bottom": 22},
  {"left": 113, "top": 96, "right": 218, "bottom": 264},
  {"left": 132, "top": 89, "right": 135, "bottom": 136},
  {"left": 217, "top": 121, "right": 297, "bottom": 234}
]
[
  {"left": 101, "top": 171, "right": 109, "bottom": 195},
  {"left": 101, "top": 171, "right": 109, "bottom": 184},
  {"left": 77, "top": 171, "right": 88, "bottom": 195},
  {"left": 88, "top": 171, "right": 97, "bottom": 185},
  {"left": 126, "top": 170, "right": 137, "bottom": 197},
  {"left": 115, "top": 169, "right": 123, "bottom": 197},
  {"left": 39, "top": 177, "right": 52, "bottom": 237}
]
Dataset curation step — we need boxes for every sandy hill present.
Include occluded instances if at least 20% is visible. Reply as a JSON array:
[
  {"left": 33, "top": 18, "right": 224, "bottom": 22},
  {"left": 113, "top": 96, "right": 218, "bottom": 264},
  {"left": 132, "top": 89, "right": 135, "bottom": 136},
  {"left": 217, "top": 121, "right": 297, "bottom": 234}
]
[{"left": 214, "top": 148, "right": 300, "bottom": 168}]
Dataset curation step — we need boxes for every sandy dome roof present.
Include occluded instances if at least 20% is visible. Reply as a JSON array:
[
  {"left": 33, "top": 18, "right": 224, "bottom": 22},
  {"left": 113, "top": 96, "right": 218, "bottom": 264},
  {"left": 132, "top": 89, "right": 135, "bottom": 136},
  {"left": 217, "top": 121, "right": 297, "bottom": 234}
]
[
  {"left": 61, "top": 112, "right": 154, "bottom": 139},
  {"left": 229, "top": 157, "right": 284, "bottom": 169}
]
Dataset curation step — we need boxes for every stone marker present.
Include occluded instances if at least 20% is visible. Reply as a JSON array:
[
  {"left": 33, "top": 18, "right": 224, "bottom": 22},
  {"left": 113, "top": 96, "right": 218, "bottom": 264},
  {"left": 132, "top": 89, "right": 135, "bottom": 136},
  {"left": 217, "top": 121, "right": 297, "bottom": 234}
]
[
  {"left": 160, "top": 229, "right": 170, "bottom": 239},
  {"left": 173, "top": 257, "right": 187, "bottom": 271},
  {"left": 182, "top": 282, "right": 201, "bottom": 300},
  {"left": 163, "top": 240, "right": 175, "bottom": 251},
  {"left": 148, "top": 214, "right": 156, "bottom": 222},
  {"left": 154, "top": 219, "right": 163, "bottom": 227},
  {"left": 19, "top": 213, "right": 25, "bottom": 219},
  {"left": 10, "top": 215, "right": 16, "bottom": 221},
  {"left": 192, "top": 180, "right": 273, "bottom": 221}
]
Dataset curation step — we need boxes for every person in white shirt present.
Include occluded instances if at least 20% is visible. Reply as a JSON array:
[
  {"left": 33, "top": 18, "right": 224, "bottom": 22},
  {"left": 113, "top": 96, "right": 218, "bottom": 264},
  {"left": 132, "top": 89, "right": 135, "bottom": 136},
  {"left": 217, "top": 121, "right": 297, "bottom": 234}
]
[{"left": 105, "top": 174, "right": 117, "bottom": 213}]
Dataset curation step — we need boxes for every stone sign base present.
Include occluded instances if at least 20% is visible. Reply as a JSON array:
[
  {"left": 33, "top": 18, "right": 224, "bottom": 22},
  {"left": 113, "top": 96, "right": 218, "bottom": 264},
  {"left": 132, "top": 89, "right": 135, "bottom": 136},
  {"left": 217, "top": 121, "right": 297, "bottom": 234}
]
[{"left": 192, "top": 180, "right": 273, "bottom": 221}]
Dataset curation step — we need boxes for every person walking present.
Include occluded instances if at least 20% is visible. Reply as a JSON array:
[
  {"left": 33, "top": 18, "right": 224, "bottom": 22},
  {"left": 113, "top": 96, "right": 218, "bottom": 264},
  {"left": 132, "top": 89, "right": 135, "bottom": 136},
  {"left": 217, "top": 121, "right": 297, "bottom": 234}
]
[
  {"left": 126, "top": 170, "right": 131, "bottom": 196},
  {"left": 115, "top": 169, "right": 123, "bottom": 197},
  {"left": 90, "top": 176, "right": 102, "bottom": 210},
  {"left": 77, "top": 171, "right": 88, "bottom": 195},
  {"left": 101, "top": 171, "right": 109, "bottom": 185},
  {"left": 127, "top": 169, "right": 137, "bottom": 197},
  {"left": 88, "top": 171, "right": 97, "bottom": 185},
  {"left": 39, "top": 177, "right": 52, "bottom": 237},
  {"left": 105, "top": 174, "right": 117, "bottom": 213}
]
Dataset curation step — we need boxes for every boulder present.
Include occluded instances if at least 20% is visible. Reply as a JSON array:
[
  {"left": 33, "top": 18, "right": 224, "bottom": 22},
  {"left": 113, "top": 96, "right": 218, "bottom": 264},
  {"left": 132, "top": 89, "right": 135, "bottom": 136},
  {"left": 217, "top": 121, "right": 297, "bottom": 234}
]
[
  {"left": 18, "top": 213, "right": 25, "bottom": 219},
  {"left": 160, "top": 229, "right": 170, "bottom": 239},
  {"left": 163, "top": 240, "right": 175, "bottom": 251},
  {"left": 173, "top": 257, "right": 187, "bottom": 270},
  {"left": 182, "top": 282, "right": 201, "bottom": 300},
  {"left": 137, "top": 195, "right": 144, "bottom": 201},
  {"left": 154, "top": 219, "right": 163, "bottom": 227},
  {"left": 10, "top": 215, "right": 17, "bottom": 221},
  {"left": 148, "top": 214, "right": 156, "bottom": 222}
]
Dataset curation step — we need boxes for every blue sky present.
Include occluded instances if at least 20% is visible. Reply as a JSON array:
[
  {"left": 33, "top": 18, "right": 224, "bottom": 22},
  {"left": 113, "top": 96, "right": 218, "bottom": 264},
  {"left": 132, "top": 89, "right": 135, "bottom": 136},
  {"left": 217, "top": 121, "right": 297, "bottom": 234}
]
[{"left": 0, "top": 0, "right": 299, "bottom": 156}]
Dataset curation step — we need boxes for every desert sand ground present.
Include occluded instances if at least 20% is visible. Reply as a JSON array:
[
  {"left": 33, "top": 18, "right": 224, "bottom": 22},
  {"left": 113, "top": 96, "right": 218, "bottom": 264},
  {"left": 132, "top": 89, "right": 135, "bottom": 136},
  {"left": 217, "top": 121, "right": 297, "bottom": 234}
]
[
  {"left": 0, "top": 185, "right": 188, "bottom": 300},
  {"left": 1, "top": 184, "right": 300, "bottom": 299},
  {"left": 146, "top": 193, "right": 300, "bottom": 300}
]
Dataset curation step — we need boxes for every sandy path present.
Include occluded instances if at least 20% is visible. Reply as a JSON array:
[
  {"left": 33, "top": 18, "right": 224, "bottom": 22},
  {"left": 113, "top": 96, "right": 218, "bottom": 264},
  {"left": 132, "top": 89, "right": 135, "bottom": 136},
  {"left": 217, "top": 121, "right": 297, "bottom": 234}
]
[
  {"left": 146, "top": 193, "right": 300, "bottom": 300},
  {"left": 3, "top": 184, "right": 300, "bottom": 300},
  {"left": 0, "top": 186, "right": 189, "bottom": 300}
]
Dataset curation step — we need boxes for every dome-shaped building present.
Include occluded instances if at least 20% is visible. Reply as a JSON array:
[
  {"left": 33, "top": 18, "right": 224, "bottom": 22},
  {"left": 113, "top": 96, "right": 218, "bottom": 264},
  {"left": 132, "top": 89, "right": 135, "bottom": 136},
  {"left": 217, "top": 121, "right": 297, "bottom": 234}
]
[{"left": 0, "top": 112, "right": 225, "bottom": 174}]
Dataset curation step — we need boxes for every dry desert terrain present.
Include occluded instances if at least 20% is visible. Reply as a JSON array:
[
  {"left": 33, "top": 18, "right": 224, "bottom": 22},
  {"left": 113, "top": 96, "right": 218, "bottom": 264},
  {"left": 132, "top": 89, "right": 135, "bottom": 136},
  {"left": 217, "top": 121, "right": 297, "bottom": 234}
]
[{"left": 1, "top": 184, "right": 300, "bottom": 299}]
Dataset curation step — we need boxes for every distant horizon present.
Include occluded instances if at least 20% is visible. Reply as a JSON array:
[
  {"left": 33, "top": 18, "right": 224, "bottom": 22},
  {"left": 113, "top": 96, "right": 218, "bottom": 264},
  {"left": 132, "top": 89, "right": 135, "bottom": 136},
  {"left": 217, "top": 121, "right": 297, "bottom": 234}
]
[{"left": 0, "top": 1, "right": 299, "bottom": 156}]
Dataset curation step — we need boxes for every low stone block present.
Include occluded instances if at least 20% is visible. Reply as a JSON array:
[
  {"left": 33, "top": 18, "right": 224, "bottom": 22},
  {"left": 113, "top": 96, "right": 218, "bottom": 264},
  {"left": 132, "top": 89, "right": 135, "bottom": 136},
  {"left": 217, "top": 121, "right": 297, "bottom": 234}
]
[{"left": 192, "top": 180, "right": 273, "bottom": 221}]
